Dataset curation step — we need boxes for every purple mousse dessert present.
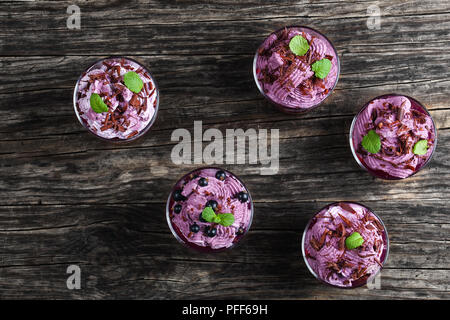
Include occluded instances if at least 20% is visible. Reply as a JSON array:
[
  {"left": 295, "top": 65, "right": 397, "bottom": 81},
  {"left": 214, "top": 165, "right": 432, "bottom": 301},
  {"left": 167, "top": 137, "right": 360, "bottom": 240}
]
[
  {"left": 73, "top": 57, "right": 159, "bottom": 141},
  {"left": 350, "top": 94, "right": 436, "bottom": 179},
  {"left": 167, "top": 168, "right": 253, "bottom": 252},
  {"left": 254, "top": 26, "right": 339, "bottom": 113},
  {"left": 302, "top": 202, "right": 389, "bottom": 288}
]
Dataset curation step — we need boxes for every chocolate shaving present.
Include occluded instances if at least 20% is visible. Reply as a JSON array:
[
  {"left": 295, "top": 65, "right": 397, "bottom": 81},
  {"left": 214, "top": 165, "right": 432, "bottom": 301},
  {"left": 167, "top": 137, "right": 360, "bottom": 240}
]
[
  {"left": 371, "top": 108, "right": 378, "bottom": 123},
  {"left": 129, "top": 94, "right": 141, "bottom": 108},
  {"left": 374, "top": 258, "right": 383, "bottom": 267},
  {"left": 126, "top": 131, "right": 139, "bottom": 139},
  {"left": 382, "top": 146, "right": 395, "bottom": 156},
  {"left": 397, "top": 105, "right": 405, "bottom": 121},
  {"left": 338, "top": 223, "right": 346, "bottom": 237},
  {"left": 342, "top": 261, "right": 354, "bottom": 268},
  {"left": 305, "top": 252, "right": 316, "bottom": 260},
  {"left": 358, "top": 253, "right": 375, "bottom": 258},
  {"left": 339, "top": 235, "right": 346, "bottom": 251}
]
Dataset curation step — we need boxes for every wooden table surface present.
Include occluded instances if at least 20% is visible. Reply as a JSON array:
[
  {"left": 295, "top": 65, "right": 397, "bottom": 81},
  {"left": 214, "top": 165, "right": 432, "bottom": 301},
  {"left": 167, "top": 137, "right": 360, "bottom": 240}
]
[{"left": 0, "top": 0, "right": 449, "bottom": 299}]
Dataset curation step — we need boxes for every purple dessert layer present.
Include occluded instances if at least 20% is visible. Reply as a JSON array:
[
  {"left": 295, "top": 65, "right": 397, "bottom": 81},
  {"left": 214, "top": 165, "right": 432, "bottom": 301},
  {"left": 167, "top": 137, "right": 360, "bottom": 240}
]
[
  {"left": 75, "top": 58, "right": 157, "bottom": 140},
  {"left": 255, "top": 27, "right": 338, "bottom": 109},
  {"left": 352, "top": 95, "right": 436, "bottom": 179},
  {"left": 304, "top": 202, "right": 386, "bottom": 288},
  {"left": 170, "top": 168, "right": 252, "bottom": 250}
]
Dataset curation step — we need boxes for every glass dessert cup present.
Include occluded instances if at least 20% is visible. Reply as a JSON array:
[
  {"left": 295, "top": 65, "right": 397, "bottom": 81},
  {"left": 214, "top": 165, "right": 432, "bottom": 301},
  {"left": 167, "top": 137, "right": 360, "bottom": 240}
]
[
  {"left": 301, "top": 201, "right": 389, "bottom": 289},
  {"left": 73, "top": 56, "right": 160, "bottom": 143},
  {"left": 166, "top": 167, "right": 254, "bottom": 253},
  {"left": 349, "top": 93, "right": 437, "bottom": 180},
  {"left": 253, "top": 25, "right": 340, "bottom": 114}
]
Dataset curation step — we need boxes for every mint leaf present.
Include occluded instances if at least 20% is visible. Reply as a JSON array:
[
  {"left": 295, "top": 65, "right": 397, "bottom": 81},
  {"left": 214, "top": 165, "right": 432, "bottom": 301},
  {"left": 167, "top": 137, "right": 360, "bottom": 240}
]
[
  {"left": 90, "top": 93, "right": 108, "bottom": 113},
  {"left": 201, "top": 206, "right": 216, "bottom": 223},
  {"left": 345, "top": 232, "right": 364, "bottom": 250},
  {"left": 361, "top": 129, "right": 381, "bottom": 154},
  {"left": 123, "top": 71, "right": 144, "bottom": 93},
  {"left": 311, "top": 58, "right": 332, "bottom": 79},
  {"left": 413, "top": 139, "right": 428, "bottom": 155},
  {"left": 217, "top": 213, "right": 235, "bottom": 227},
  {"left": 289, "top": 35, "right": 310, "bottom": 56}
]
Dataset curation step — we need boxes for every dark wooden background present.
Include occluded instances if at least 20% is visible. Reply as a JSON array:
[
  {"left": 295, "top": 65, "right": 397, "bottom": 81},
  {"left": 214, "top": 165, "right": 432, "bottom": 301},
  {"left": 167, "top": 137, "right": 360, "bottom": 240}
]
[{"left": 0, "top": 0, "right": 449, "bottom": 299}]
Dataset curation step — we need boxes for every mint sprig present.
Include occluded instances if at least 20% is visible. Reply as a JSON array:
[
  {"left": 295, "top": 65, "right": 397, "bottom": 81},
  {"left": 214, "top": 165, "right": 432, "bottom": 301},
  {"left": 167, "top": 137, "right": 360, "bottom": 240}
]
[
  {"left": 361, "top": 129, "right": 381, "bottom": 154},
  {"left": 123, "top": 71, "right": 144, "bottom": 93},
  {"left": 413, "top": 139, "right": 428, "bottom": 155},
  {"left": 345, "top": 232, "right": 364, "bottom": 250},
  {"left": 201, "top": 206, "right": 235, "bottom": 227},
  {"left": 311, "top": 58, "right": 332, "bottom": 79},
  {"left": 90, "top": 93, "right": 108, "bottom": 113},
  {"left": 289, "top": 35, "right": 310, "bottom": 56}
]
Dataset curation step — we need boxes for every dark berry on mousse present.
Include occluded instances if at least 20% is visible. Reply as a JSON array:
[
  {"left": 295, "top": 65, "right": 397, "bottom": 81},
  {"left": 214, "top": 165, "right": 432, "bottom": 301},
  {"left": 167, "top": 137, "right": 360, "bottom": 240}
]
[
  {"left": 173, "top": 189, "right": 185, "bottom": 201},
  {"left": 190, "top": 223, "right": 200, "bottom": 233},
  {"left": 173, "top": 204, "right": 182, "bottom": 214},
  {"left": 198, "top": 177, "right": 208, "bottom": 187},
  {"left": 236, "top": 227, "right": 245, "bottom": 235},
  {"left": 199, "top": 213, "right": 207, "bottom": 223},
  {"left": 205, "top": 226, "right": 217, "bottom": 237},
  {"left": 237, "top": 191, "right": 249, "bottom": 203},
  {"left": 215, "top": 170, "right": 226, "bottom": 181},
  {"left": 205, "top": 200, "right": 218, "bottom": 211}
]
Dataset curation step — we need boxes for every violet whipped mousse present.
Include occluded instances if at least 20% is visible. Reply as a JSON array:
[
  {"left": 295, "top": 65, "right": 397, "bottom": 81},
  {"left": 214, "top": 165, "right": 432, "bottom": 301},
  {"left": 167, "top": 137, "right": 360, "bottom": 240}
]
[
  {"left": 303, "top": 202, "right": 388, "bottom": 288},
  {"left": 351, "top": 94, "right": 436, "bottom": 179},
  {"left": 254, "top": 26, "right": 339, "bottom": 111},
  {"left": 74, "top": 57, "right": 158, "bottom": 141},
  {"left": 167, "top": 168, "right": 253, "bottom": 251}
]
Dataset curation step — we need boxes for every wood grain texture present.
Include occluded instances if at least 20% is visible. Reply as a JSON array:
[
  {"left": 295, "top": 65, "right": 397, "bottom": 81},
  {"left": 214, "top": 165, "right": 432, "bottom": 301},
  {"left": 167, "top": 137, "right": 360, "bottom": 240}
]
[{"left": 0, "top": 0, "right": 449, "bottom": 299}]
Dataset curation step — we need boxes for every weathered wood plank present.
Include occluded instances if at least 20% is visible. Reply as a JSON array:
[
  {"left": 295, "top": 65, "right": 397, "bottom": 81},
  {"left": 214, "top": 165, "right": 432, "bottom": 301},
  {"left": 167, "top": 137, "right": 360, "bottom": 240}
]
[{"left": 0, "top": 129, "right": 448, "bottom": 205}]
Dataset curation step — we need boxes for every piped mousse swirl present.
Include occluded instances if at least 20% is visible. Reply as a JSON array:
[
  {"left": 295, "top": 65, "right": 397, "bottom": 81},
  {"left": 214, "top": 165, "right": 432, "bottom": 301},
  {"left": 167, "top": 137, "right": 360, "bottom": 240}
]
[
  {"left": 75, "top": 57, "right": 158, "bottom": 140},
  {"left": 352, "top": 95, "right": 436, "bottom": 179},
  {"left": 168, "top": 168, "right": 253, "bottom": 250},
  {"left": 304, "top": 202, "right": 387, "bottom": 288},
  {"left": 255, "top": 26, "right": 339, "bottom": 109}
]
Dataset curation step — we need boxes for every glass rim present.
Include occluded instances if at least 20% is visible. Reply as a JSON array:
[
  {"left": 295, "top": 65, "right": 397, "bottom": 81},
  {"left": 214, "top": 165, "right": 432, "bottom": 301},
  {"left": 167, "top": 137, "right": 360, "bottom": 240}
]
[
  {"left": 166, "top": 166, "right": 254, "bottom": 253},
  {"left": 252, "top": 25, "right": 340, "bottom": 114},
  {"left": 349, "top": 93, "right": 438, "bottom": 180},
  {"left": 301, "top": 201, "right": 390, "bottom": 289},
  {"left": 72, "top": 56, "right": 160, "bottom": 143}
]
